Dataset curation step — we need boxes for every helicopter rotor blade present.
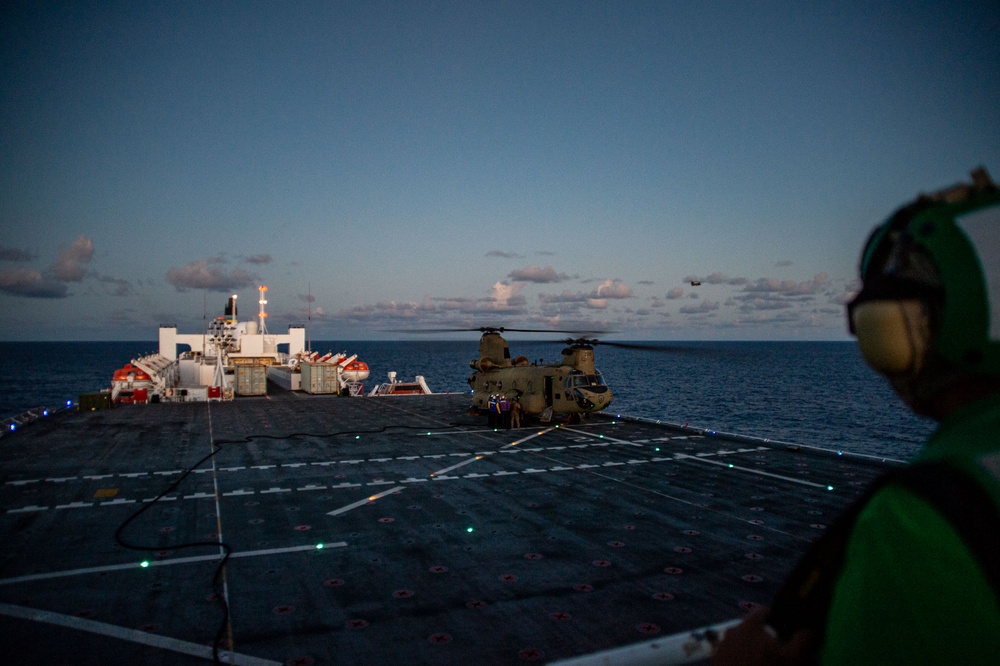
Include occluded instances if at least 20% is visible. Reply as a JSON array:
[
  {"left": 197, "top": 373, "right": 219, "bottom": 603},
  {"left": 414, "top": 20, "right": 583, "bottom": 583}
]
[
  {"left": 384, "top": 326, "right": 612, "bottom": 335},
  {"left": 548, "top": 338, "right": 713, "bottom": 355}
]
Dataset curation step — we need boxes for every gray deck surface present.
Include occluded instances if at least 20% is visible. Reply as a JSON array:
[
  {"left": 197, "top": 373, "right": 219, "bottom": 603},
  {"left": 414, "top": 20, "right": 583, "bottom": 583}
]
[{"left": 0, "top": 391, "right": 892, "bottom": 665}]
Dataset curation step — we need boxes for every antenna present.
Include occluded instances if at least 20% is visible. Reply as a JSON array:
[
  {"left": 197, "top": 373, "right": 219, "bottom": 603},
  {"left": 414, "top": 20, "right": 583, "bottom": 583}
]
[{"left": 308, "top": 282, "right": 313, "bottom": 352}]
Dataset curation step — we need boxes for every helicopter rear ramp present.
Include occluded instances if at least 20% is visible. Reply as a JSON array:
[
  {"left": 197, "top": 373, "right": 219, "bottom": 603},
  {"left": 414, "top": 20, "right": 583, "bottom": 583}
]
[{"left": 0, "top": 392, "right": 892, "bottom": 664}]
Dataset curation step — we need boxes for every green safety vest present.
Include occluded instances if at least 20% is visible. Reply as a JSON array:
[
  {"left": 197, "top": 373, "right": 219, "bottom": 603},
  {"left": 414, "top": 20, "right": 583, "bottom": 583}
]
[{"left": 769, "top": 394, "right": 1000, "bottom": 664}]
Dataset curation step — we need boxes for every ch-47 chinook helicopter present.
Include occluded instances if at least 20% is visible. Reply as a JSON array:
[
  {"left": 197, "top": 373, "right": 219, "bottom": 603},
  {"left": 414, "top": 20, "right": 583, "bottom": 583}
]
[
  {"left": 401, "top": 325, "right": 682, "bottom": 422},
  {"left": 463, "top": 327, "right": 613, "bottom": 421}
]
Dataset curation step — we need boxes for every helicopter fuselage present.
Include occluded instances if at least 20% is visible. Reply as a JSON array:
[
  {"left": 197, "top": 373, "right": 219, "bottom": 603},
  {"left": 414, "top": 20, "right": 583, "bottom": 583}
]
[
  {"left": 468, "top": 363, "right": 612, "bottom": 416},
  {"left": 466, "top": 332, "right": 613, "bottom": 418}
]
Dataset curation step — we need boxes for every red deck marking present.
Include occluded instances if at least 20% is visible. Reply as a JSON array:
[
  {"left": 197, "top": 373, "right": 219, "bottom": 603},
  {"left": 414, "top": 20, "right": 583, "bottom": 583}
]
[
  {"left": 294, "top": 525, "right": 311, "bottom": 531},
  {"left": 664, "top": 567, "right": 683, "bottom": 574},
  {"left": 429, "top": 565, "right": 448, "bottom": 573},
  {"left": 607, "top": 541, "right": 625, "bottom": 548},
  {"left": 347, "top": 619, "right": 368, "bottom": 628},
  {"left": 683, "top": 529, "right": 700, "bottom": 535},
  {"left": 272, "top": 605, "right": 295, "bottom": 615},
  {"left": 466, "top": 600, "right": 488, "bottom": 609},
  {"left": 745, "top": 552, "right": 764, "bottom": 560},
  {"left": 524, "top": 553, "right": 543, "bottom": 559},
  {"left": 637, "top": 623, "right": 661, "bottom": 634},
  {"left": 500, "top": 574, "right": 517, "bottom": 582},
  {"left": 742, "top": 575, "right": 764, "bottom": 583},
  {"left": 739, "top": 601, "right": 763, "bottom": 611},
  {"left": 747, "top": 534, "right": 763, "bottom": 541},
  {"left": 288, "top": 658, "right": 314, "bottom": 666},
  {"left": 393, "top": 589, "right": 414, "bottom": 598},
  {"left": 674, "top": 546, "right": 692, "bottom": 553},
  {"left": 378, "top": 517, "right": 395, "bottom": 523},
  {"left": 593, "top": 560, "right": 611, "bottom": 567},
  {"left": 428, "top": 633, "right": 452, "bottom": 644},
  {"left": 518, "top": 648, "right": 544, "bottom": 661},
  {"left": 550, "top": 612, "right": 571, "bottom": 620},
  {"left": 574, "top": 584, "right": 593, "bottom": 592},
  {"left": 323, "top": 579, "right": 344, "bottom": 587}
]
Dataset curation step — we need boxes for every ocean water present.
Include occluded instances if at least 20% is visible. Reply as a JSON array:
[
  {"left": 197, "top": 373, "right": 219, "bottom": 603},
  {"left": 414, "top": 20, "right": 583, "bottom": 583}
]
[{"left": 0, "top": 340, "right": 935, "bottom": 460}]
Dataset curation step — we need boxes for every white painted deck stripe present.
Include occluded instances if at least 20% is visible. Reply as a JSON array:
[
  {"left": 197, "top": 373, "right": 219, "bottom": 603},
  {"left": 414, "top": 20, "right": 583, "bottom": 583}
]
[
  {"left": 327, "top": 485, "right": 404, "bottom": 516},
  {"left": 675, "top": 453, "right": 830, "bottom": 488},
  {"left": 0, "top": 602, "right": 281, "bottom": 666},
  {"left": 0, "top": 544, "right": 346, "bottom": 586}
]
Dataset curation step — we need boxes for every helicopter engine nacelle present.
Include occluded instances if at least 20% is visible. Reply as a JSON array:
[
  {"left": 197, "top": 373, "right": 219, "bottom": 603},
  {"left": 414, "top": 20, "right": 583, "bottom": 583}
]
[{"left": 471, "top": 357, "right": 496, "bottom": 371}]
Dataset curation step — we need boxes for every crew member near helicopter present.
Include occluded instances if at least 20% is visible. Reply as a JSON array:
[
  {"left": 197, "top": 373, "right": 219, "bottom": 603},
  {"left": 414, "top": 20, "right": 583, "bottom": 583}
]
[
  {"left": 714, "top": 168, "right": 1000, "bottom": 665},
  {"left": 487, "top": 394, "right": 500, "bottom": 429},
  {"left": 498, "top": 394, "right": 511, "bottom": 429},
  {"left": 511, "top": 398, "right": 522, "bottom": 429}
]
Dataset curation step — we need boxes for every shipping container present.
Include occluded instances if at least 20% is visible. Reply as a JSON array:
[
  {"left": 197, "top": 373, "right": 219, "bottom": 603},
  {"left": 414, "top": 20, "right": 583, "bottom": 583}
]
[
  {"left": 235, "top": 365, "right": 268, "bottom": 396},
  {"left": 301, "top": 362, "right": 341, "bottom": 394}
]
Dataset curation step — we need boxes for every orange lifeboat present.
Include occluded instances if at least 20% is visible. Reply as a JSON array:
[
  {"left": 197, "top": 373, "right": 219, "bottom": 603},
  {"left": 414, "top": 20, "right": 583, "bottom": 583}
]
[
  {"left": 341, "top": 360, "right": 370, "bottom": 382},
  {"left": 111, "top": 363, "right": 154, "bottom": 404},
  {"left": 112, "top": 363, "right": 153, "bottom": 385}
]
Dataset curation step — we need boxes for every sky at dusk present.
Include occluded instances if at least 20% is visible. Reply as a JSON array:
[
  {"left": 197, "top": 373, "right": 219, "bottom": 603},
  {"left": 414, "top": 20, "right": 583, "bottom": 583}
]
[{"left": 2, "top": 1, "right": 998, "bottom": 342}]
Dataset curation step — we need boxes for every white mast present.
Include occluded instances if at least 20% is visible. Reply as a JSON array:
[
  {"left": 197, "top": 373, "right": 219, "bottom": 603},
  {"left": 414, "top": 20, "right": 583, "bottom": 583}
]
[{"left": 258, "top": 285, "right": 269, "bottom": 336}]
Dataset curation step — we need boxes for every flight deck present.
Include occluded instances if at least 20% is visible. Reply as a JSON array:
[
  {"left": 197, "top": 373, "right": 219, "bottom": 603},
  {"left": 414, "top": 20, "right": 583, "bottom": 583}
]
[{"left": 0, "top": 391, "right": 895, "bottom": 665}]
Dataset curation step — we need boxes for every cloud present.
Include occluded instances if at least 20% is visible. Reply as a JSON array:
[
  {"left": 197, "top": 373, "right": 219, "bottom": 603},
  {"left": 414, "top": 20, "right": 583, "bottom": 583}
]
[
  {"left": 98, "top": 275, "right": 132, "bottom": 296},
  {"left": 52, "top": 235, "right": 94, "bottom": 281},
  {"left": 774, "top": 260, "right": 794, "bottom": 267},
  {"left": 486, "top": 250, "right": 522, "bottom": 259},
  {"left": 592, "top": 279, "right": 633, "bottom": 299},
  {"left": 537, "top": 278, "right": 634, "bottom": 312},
  {"left": 683, "top": 272, "right": 748, "bottom": 286},
  {"left": 166, "top": 257, "right": 258, "bottom": 292},
  {"left": 508, "top": 264, "right": 571, "bottom": 283},
  {"left": 491, "top": 281, "right": 526, "bottom": 308},
  {"left": 245, "top": 254, "right": 272, "bottom": 265},
  {"left": 666, "top": 287, "right": 684, "bottom": 299},
  {"left": 742, "top": 273, "right": 829, "bottom": 295},
  {"left": 0, "top": 267, "right": 68, "bottom": 298},
  {"left": 679, "top": 300, "right": 720, "bottom": 314},
  {"left": 0, "top": 246, "right": 36, "bottom": 262}
]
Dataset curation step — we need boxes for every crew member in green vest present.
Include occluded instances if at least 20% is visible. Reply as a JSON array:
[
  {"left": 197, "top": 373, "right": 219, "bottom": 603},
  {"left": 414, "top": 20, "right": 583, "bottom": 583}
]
[{"left": 714, "top": 168, "right": 1000, "bottom": 665}]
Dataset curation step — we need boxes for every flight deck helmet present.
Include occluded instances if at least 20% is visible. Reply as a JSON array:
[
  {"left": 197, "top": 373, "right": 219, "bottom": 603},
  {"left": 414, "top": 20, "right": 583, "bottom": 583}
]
[{"left": 848, "top": 167, "right": 1000, "bottom": 378}]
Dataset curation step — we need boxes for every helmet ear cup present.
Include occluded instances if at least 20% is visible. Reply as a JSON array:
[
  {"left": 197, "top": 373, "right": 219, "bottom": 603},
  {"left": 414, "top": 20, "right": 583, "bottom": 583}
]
[{"left": 852, "top": 300, "right": 931, "bottom": 375}]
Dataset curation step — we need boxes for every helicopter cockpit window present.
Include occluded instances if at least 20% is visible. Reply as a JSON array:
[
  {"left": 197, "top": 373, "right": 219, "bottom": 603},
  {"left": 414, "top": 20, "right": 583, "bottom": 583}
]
[{"left": 565, "top": 372, "right": 606, "bottom": 388}]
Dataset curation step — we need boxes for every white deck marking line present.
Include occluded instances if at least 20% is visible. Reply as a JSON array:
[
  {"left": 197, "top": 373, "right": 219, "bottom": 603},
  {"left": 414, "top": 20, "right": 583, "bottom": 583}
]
[
  {"left": 327, "top": 485, "right": 404, "bottom": 516},
  {"left": 0, "top": 544, "right": 347, "bottom": 586},
  {"left": 0, "top": 602, "right": 281, "bottom": 666},
  {"left": 430, "top": 456, "right": 482, "bottom": 477},
  {"left": 674, "top": 453, "right": 830, "bottom": 488},
  {"left": 560, "top": 426, "right": 642, "bottom": 446},
  {"left": 501, "top": 427, "right": 558, "bottom": 449}
]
